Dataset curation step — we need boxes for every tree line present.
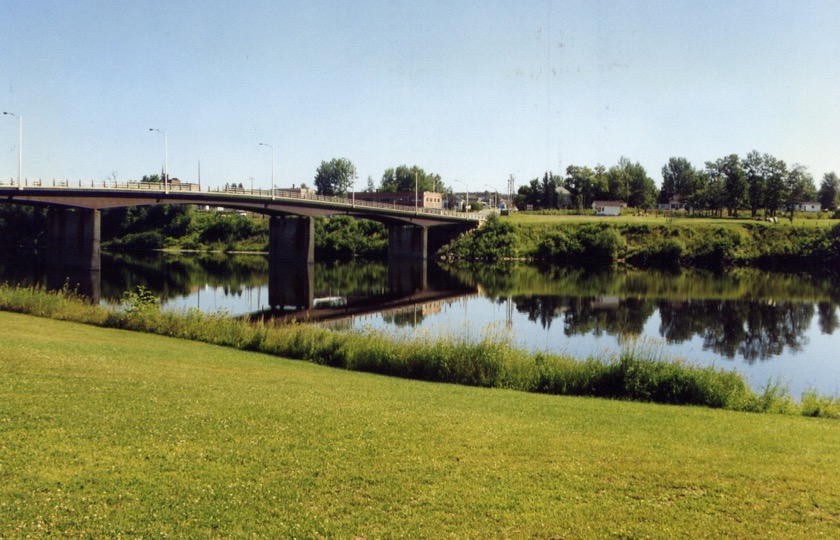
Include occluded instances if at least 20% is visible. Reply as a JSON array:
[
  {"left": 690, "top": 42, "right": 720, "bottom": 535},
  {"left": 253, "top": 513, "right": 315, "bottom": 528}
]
[
  {"left": 313, "top": 160, "right": 444, "bottom": 196},
  {"left": 518, "top": 153, "right": 839, "bottom": 217},
  {"left": 312, "top": 153, "right": 840, "bottom": 216}
]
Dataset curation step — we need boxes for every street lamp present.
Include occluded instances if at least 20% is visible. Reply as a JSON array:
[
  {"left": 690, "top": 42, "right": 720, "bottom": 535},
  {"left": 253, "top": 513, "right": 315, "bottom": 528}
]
[
  {"left": 3, "top": 111, "right": 22, "bottom": 188},
  {"left": 258, "top": 142, "right": 275, "bottom": 199},
  {"left": 454, "top": 179, "right": 469, "bottom": 212},
  {"left": 148, "top": 128, "right": 168, "bottom": 192}
]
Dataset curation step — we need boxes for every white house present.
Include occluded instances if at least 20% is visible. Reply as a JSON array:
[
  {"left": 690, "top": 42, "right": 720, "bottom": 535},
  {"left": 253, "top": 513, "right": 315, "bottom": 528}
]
[
  {"left": 794, "top": 201, "right": 821, "bottom": 213},
  {"left": 592, "top": 200, "right": 624, "bottom": 216},
  {"left": 656, "top": 194, "right": 688, "bottom": 211}
]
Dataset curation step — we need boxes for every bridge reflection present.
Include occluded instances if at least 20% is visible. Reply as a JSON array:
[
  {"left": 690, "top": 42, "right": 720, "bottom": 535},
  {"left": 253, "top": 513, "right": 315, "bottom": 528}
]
[
  {"left": 257, "top": 261, "right": 477, "bottom": 322},
  {"left": 18, "top": 252, "right": 477, "bottom": 324}
]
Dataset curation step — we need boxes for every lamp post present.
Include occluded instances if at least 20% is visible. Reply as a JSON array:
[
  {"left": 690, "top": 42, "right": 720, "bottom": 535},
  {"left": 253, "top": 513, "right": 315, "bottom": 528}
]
[
  {"left": 258, "top": 142, "right": 275, "bottom": 199},
  {"left": 3, "top": 112, "right": 22, "bottom": 188},
  {"left": 148, "top": 128, "right": 168, "bottom": 192}
]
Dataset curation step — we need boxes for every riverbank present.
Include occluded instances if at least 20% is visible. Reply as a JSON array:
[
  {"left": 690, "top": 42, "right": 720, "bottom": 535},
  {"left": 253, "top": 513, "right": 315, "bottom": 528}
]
[
  {"left": 2, "top": 310, "right": 838, "bottom": 537},
  {"left": 440, "top": 212, "right": 840, "bottom": 270},
  {"left": 1, "top": 283, "right": 837, "bottom": 417}
]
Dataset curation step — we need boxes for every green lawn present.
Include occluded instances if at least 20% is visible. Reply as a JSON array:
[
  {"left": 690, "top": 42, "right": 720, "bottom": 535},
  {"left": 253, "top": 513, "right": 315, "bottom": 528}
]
[{"left": 1, "top": 311, "right": 838, "bottom": 538}]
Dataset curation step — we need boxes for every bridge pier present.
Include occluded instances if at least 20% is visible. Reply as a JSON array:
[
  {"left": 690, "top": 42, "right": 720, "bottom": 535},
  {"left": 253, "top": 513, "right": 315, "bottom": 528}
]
[
  {"left": 388, "top": 225, "right": 428, "bottom": 260},
  {"left": 46, "top": 208, "right": 101, "bottom": 271},
  {"left": 269, "top": 216, "right": 314, "bottom": 264}
]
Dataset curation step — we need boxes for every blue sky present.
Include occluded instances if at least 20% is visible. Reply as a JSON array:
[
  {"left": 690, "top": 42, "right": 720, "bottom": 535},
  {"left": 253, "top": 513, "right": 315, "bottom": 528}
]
[{"left": 2, "top": 0, "right": 839, "bottom": 193}]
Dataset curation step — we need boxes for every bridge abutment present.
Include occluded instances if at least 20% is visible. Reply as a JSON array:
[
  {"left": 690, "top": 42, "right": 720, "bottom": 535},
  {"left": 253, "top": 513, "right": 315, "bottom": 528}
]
[
  {"left": 388, "top": 225, "right": 428, "bottom": 260},
  {"left": 269, "top": 216, "right": 314, "bottom": 264},
  {"left": 47, "top": 208, "right": 101, "bottom": 271}
]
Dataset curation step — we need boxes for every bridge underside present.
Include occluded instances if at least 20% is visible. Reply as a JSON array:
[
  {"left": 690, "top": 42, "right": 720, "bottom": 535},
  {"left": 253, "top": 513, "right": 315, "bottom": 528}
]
[
  {"left": 4, "top": 189, "right": 479, "bottom": 270},
  {"left": 38, "top": 208, "right": 475, "bottom": 274}
]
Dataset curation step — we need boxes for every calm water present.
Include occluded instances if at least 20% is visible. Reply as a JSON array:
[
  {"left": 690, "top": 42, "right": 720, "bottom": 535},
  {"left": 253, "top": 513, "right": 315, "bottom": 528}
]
[{"left": 2, "top": 250, "right": 838, "bottom": 397}]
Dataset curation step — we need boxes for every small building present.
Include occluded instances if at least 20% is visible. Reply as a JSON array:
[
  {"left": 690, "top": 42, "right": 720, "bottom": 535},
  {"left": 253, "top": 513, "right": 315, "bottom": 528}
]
[
  {"left": 592, "top": 200, "right": 624, "bottom": 216},
  {"left": 657, "top": 194, "right": 687, "bottom": 211},
  {"left": 794, "top": 201, "right": 821, "bottom": 213},
  {"left": 281, "top": 185, "right": 316, "bottom": 197}
]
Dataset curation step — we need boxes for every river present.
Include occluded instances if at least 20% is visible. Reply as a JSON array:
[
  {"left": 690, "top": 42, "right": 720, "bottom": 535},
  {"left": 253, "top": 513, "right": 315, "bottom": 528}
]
[{"left": 1, "top": 250, "right": 838, "bottom": 397}]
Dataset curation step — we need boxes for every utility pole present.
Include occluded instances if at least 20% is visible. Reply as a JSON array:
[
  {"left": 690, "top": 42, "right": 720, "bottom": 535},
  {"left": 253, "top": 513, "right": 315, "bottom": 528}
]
[
  {"left": 508, "top": 174, "right": 515, "bottom": 208},
  {"left": 4, "top": 112, "right": 22, "bottom": 188}
]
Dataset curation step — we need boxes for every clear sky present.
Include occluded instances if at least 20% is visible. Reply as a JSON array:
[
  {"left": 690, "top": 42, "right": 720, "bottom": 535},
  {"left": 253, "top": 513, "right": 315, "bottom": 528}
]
[{"left": 2, "top": 0, "right": 839, "bottom": 194}]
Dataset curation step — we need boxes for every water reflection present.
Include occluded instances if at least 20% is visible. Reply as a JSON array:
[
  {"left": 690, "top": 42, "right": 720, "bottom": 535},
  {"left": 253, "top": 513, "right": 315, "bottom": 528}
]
[{"left": 0, "top": 250, "right": 837, "bottom": 394}]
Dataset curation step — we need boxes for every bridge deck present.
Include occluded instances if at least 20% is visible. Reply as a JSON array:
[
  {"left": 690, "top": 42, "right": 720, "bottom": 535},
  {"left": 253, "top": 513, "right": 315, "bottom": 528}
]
[{"left": 0, "top": 180, "right": 483, "bottom": 227}]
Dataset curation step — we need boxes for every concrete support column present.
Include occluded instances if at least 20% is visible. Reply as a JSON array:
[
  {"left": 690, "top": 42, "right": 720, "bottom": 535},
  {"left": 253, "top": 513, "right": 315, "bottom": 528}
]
[
  {"left": 269, "top": 216, "right": 314, "bottom": 264},
  {"left": 388, "top": 225, "right": 427, "bottom": 260},
  {"left": 46, "top": 208, "right": 101, "bottom": 271}
]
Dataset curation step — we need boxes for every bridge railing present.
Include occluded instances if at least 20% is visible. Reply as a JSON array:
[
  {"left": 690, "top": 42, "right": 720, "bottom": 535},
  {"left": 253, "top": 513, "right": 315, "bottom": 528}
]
[{"left": 0, "top": 178, "right": 484, "bottom": 221}]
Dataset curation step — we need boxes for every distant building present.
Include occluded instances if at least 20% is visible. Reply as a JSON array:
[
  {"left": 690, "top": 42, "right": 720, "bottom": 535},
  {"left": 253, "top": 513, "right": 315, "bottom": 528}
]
[
  {"left": 351, "top": 191, "right": 443, "bottom": 209},
  {"left": 281, "top": 185, "right": 316, "bottom": 197},
  {"left": 794, "top": 201, "right": 821, "bottom": 213},
  {"left": 657, "top": 194, "right": 688, "bottom": 211},
  {"left": 592, "top": 200, "right": 624, "bottom": 216}
]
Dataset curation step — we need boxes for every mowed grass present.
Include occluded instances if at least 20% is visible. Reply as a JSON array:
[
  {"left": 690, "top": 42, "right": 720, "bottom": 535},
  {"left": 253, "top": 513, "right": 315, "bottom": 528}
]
[{"left": 1, "top": 312, "right": 838, "bottom": 538}]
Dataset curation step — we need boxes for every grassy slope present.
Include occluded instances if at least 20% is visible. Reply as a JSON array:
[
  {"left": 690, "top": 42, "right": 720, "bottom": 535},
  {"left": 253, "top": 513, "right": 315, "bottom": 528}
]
[{"left": 1, "top": 312, "right": 838, "bottom": 538}]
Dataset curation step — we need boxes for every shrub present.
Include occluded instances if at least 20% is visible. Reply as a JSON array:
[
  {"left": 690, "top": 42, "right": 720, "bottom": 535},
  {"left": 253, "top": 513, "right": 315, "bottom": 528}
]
[
  {"left": 107, "top": 231, "right": 166, "bottom": 251},
  {"left": 440, "top": 214, "right": 519, "bottom": 260},
  {"left": 578, "top": 226, "right": 626, "bottom": 264}
]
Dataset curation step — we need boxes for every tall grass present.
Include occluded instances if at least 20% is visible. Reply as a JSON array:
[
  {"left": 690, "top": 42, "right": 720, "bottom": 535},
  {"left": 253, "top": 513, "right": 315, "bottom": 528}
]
[{"left": 1, "top": 283, "right": 837, "bottom": 418}]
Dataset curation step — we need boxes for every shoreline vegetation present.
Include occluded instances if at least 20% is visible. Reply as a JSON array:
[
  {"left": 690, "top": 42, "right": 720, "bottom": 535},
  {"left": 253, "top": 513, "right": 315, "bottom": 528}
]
[
  {"left": 440, "top": 212, "right": 840, "bottom": 271},
  {"left": 1, "top": 283, "right": 837, "bottom": 418},
  {"left": 3, "top": 205, "right": 840, "bottom": 271}
]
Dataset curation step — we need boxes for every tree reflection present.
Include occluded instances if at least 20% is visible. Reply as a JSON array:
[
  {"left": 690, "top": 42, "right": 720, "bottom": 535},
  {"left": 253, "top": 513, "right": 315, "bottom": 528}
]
[
  {"left": 511, "top": 293, "right": 834, "bottom": 363},
  {"left": 817, "top": 302, "right": 839, "bottom": 334}
]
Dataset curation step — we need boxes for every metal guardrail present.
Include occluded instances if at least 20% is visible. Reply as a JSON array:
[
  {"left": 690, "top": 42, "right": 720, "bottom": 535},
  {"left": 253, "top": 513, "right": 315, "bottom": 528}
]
[{"left": 0, "top": 179, "right": 484, "bottom": 221}]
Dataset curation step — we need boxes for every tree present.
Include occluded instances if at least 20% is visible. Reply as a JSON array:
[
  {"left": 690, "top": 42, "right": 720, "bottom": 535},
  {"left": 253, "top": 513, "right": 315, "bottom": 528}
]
[
  {"left": 515, "top": 178, "right": 542, "bottom": 209},
  {"left": 625, "top": 162, "right": 657, "bottom": 209},
  {"left": 784, "top": 164, "right": 815, "bottom": 218},
  {"left": 605, "top": 158, "right": 631, "bottom": 202},
  {"left": 659, "top": 157, "right": 699, "bottom": 207},
  {"left": 818, "top": 172, "right": 839, "bottom": 211},
  {"left": 700, "top": 169, "right": 726, "bottom": 216},
  {"left": 742, "top": 151, "right": 766, "bottom": 218},
  {"left": 540, "top": 171, "right": 559, "bottom": 209},
  {"left": 706, "top": 154, "right": 745, "bottom": 217},
  {"left": 762, "top": 154, "right": 788, "bottom": 218},
  {"left": 314, "top": 158, "right": 356, "bottom": 196},
  {"left": 564, "top": 165, "right": 596, "bottom": 210},
  {"left": 605, "top": 157, "right": 656, "bottom": 209},
  {"left": 379, "top": 165, "right": 442, "bottom": 193}
]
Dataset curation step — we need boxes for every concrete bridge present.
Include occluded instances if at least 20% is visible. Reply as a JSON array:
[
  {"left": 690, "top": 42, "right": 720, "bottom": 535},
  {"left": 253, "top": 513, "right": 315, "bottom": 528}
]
[{"left": 0, "top": 180, "right": 482, "bottom": 271}]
